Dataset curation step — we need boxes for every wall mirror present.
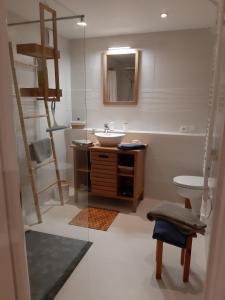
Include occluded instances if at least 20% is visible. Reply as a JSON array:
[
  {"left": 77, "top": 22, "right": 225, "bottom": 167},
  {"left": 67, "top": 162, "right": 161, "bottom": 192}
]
[{"left": 103, "top": 49, "right": 140, "bottom": 105}]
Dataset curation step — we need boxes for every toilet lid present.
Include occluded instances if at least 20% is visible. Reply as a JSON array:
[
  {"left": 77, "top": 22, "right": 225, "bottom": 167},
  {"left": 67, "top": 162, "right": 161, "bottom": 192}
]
[{"left": 173, "top": 176, "right": 204, "bottom": 190}]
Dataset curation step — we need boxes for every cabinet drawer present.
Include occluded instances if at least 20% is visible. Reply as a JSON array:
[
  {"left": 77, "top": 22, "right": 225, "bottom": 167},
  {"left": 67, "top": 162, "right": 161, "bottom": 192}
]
[
  {"left": 91, "top": 183, "right": 116, "bottom": 192},
  {"left": 91, "top": 164, "right": 117, "bottom": 173},
  {"left": 91, "top": 188, "right": 117, "bottom": 198},
  {"left": 91, "top": 171, "right": 116, "bottom": 179},
  {"left": 91, "top": 160, "right": 116, "bottom": 167},
  {"left": 91, "top": 179, "right": 117, "bottom": 188},
  {"left": 91, "top": 176, "right": 117, "bottom": 184},
  {"left": 91, "top": 151, "right": 117, "bottom": 163}
]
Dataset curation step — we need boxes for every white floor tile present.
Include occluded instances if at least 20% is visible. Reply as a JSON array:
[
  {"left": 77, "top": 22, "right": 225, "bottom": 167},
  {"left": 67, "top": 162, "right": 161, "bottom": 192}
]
[{"left": 31, "top": 198, "right": 206, "bottom": 300}]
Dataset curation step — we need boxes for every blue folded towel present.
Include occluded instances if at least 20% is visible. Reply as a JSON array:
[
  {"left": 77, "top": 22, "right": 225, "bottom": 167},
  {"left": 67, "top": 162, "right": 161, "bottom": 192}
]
[
  {"left": 117, "top": 143, "right": 146, "bottom": 150},
  {"left": 153, "top": 220, "right": 187, "bottom": 248}
]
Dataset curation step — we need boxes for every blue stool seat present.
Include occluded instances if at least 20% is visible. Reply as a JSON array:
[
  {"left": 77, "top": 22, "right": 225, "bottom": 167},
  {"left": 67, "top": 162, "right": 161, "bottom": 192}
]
[{"left": 153, "top": 220, "right": 187, "bottom": 248}]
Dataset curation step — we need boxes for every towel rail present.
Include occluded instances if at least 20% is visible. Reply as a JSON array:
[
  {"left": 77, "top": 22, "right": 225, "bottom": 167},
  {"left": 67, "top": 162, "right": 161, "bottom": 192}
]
[
  {"left": 32, "top": 159, "right": 55, "bottom": 170},
  {"left": 15, "top": 60, "right": 38, "bottom": 69},
  {"left": 37, "top": 181, "right": 58, "bottom": 195},
  {"left": 24, "top": 114, "right": 47, "bottom": 119}
]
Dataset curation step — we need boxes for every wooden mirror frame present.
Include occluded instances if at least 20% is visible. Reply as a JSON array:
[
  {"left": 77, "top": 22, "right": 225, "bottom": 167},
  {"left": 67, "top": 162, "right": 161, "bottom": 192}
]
[{"left": 102, "top": 49, "right": 141, "bottom": 105}]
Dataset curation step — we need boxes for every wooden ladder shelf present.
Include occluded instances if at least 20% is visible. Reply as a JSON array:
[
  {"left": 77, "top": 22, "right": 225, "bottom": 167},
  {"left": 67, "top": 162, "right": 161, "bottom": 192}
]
[
  {"left": 9, "top": 2, "right": 64, "bottom": 223},
  {"left": 16, "top": 43, "right": 60, "bottom": 59}
]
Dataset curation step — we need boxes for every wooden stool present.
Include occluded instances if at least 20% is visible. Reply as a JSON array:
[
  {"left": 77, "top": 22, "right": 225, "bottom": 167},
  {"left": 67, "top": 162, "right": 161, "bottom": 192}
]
[
  {"left": 181, "top": 197, "right": 193, "bottom": 277},
  {"left": 153, "top": 220, "right": 197, "bottom": 282}
]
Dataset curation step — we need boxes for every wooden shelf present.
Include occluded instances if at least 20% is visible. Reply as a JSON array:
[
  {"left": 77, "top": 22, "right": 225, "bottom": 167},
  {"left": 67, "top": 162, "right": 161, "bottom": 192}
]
[
  {"left": 117, "top": 195, "right": 134, "bottom": 201},
  {"left": 118, "top": 173, "right": 134, "bottom": 178},
  {"left": 88, "top": 192, "right": 133, "bottom": 201},
  {"left": 17, "top": 43, "right": 60, "bottom": 59},
  {"left": 72, "top": 146, "right": 146, "bottom": 212},
  {"left": 20, "top": 88, "right": 62, "bottom": 98},
  {"left": 77, "top": 168, "right": 91, "bottom": 173}
]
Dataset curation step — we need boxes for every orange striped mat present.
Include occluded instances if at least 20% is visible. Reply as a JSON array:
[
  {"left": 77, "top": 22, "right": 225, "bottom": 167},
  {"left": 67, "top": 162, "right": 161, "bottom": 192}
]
[{"left": 69, "top": 207, "right": 118, "bottom": 231}]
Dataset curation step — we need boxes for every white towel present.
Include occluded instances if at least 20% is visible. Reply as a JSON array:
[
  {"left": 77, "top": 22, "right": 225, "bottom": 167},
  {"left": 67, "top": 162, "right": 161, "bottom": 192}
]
[{"left": 108, "top": 70, "right": 117, "bottom": 101}]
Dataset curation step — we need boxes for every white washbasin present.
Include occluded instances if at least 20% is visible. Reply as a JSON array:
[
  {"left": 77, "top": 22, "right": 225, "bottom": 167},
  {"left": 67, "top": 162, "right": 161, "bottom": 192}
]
[{"left": 95, "top": 132, "right": 126, "bottom": 147}]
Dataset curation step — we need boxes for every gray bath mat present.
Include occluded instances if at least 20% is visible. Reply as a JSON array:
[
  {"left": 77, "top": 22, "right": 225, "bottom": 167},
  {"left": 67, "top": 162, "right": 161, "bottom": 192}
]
[{"left": 25, "top": 231, "right": 92, "bottom": 300}]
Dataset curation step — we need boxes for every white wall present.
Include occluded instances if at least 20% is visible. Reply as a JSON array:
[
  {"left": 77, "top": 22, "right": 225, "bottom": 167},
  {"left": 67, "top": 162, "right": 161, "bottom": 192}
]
[
  {"left": 8, "top": 26, "right": 213, "bottom": 221},
  {"left": 65, "top": 129, "right": 205, "bottom": 202},
  {"left": 68, "top": 29, "right": 212, "bottom": 204},
  {"left": 71, "top": 29, "right": 213, "bottom": 133}
]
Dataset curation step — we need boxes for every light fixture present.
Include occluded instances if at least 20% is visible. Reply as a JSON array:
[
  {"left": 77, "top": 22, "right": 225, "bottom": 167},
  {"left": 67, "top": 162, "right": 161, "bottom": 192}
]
[
  {"left": 77, "top": 16, "right": 87, "bottom": 27},
  {"left": 108, "top": 47, "right": 131, "bottom": 50},
  {"left": 160, "top": 12, "right": 168, "bottom": 19},
  {"left": 107, "top": 47, "right": 136, "bottom": 55}
]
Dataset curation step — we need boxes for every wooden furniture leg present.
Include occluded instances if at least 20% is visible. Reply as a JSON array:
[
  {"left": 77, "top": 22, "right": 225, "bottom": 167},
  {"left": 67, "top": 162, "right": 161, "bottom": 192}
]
[
  {"left": 183, "top": 236, "right": 193, "bottom": 282},
  {"left": 73, "top": 148, "right": 79, "bottom": 203},
  {"left": 185, "top": 198, "right": 192, "bottom": 209},
  {"left": 132, "top": 199, "right": 138, "bottom": 212},
  {"left": 156, "top": 240, "right": 163, "bottom": 279},
  {"left": 181, "top": 199, "right": 192, "bottom": 264},
  {"left": 181, "top": 248, "right": 185, "bottom": 265},
  {"left": 74, "top": 190, "right": 78, "bottom": 203}
]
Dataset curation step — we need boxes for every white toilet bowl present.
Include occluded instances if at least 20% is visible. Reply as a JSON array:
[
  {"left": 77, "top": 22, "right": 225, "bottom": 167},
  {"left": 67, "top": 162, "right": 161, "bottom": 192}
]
[{"left": 173, "top": 176, "right": 204, "bottom": 215}]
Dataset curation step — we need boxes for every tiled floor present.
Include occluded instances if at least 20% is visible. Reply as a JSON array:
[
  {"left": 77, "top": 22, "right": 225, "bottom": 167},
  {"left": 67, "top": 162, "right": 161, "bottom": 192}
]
[{"left": 31, "top": 197, "right": 206, "bottom": 300}]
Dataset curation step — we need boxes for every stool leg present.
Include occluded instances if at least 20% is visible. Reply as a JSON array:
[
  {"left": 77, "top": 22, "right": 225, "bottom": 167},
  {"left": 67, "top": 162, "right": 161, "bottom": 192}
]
[
  {"left": 183, "top": 236, "right": 193, "bottom": 282},
  {"left": 156, "top": 240, "right": 163, "bottom": 279},
  {"left": 181, "top": 248, "right": 185, "bottom": 265},
  {"left": 185, "top": 198, "right": 192, "bottom": 209}
]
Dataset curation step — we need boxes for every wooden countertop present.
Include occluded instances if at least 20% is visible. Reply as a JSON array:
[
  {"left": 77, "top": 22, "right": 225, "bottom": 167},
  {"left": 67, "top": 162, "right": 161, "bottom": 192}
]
[{"left": 70, "top": 143, "right": 148, "bottom": 153}]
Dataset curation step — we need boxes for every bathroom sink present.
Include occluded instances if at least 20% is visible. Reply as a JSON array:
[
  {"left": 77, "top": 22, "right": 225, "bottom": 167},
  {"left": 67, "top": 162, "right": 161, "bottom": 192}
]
[{"left": 95, "top": 132, "right": 126, "bottom": 147}]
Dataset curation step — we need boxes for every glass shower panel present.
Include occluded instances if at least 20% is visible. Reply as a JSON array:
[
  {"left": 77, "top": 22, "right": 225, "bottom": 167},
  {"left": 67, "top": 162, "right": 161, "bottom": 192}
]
[
  {"left": 6, "top": 0, "right": 89, "bottom": 297},
  {"left": 46, "top": 0, "right": 89, "bottom": 239}
]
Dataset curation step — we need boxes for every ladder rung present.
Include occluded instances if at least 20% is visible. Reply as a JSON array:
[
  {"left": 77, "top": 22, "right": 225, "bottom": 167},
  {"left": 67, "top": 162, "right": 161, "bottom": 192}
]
[
  {"left": 20, "top": 88, "right": 62, "bottom": 98},
  {"left": 32, "top": 159, "right": 55, "bottom": 170},
  {"left": 36, "top": 97, "right": 58, "bottom": 101},
  {"left": 15, "top": 60, "right": 38, "bottom": 69},
  {"left": 37, "top": 181, "right": 58, "bottom": 195},
  {"left": 16, "top": 43, "right": 60, "bottom": 59},
  {"left": 24, "top": 114, "right": 47, "bottom": 120}
]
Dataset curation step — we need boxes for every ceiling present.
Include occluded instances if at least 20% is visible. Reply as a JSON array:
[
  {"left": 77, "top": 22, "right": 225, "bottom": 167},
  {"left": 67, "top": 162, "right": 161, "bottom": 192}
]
[{"left": 5, "top": 0, "right": 217, "bottom": 39}]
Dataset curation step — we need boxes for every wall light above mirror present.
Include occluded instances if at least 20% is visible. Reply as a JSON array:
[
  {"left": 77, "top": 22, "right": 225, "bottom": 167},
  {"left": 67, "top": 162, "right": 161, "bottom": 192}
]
[{"left": 103, "top": 48, "right": 140, "bottom": 105}]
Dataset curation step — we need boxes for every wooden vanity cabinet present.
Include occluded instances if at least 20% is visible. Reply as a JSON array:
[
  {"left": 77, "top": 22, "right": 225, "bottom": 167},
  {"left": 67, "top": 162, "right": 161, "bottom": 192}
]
[
  {"left": 91, "top": 150, "right": 117, "bottom": 198},
  {"left": 72, "top": 145, "right": 146, "bottom": 212}
]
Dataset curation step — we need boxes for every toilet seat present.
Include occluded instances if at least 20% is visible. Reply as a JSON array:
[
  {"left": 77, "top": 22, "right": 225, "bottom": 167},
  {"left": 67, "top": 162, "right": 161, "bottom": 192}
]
[{"left": 173, "top": 176, "right": 204, "bottom": 190}]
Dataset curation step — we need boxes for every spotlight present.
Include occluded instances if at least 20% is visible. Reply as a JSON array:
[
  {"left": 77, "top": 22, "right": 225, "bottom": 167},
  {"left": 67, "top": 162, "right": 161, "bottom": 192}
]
[
  {"left": 161, "top": 13, "right": 168, "bottom": 19},
  {"left": 77, "top": 16, "right": 87, "bottom": 27}
]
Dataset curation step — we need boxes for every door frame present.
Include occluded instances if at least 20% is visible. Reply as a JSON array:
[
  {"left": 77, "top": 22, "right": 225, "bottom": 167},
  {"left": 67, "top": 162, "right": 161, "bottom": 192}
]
[
  {"left": 0, "top": 0, "right": 30, "bottom": 299},
  {"left": 1, "top": 0, "right": 225, "bottom": 298},
  {"left": 204, "top": 122, "right": 225, "bottom": 299}
]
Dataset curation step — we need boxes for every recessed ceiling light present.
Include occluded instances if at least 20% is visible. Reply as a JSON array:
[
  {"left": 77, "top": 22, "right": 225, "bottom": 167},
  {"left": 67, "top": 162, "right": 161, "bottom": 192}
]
[
  {"left": 161, "top": 13, "right": 168, "bottom": 19},
  {"left": 77, "top": 16, "right": 87, "bottom": 27}
]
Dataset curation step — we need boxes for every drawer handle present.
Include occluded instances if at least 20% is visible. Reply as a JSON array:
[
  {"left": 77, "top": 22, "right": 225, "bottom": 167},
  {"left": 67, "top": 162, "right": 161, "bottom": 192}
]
[{"left": 98, "top": 154, "right": 109, "bottom": 158}]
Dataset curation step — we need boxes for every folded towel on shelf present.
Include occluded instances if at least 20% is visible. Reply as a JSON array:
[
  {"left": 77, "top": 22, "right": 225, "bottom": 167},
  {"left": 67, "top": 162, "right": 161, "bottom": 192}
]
[
  {"left": 117, "top": 143, "right": 146, "bottom": 150},
  {"left": 29, "top": 138, "right": 52, "bottom": 164},
  {"left": 72, "top": 139, "right": 93, "bottom": 147},
  {"left": 147, "top": 202, "right": 206, "bottom": 235}
]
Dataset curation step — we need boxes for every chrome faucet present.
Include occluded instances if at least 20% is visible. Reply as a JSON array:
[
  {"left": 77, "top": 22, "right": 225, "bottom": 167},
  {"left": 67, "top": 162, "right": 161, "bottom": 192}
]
[{"left": 104, "top": 123, "right": 110, "bottom": 133}]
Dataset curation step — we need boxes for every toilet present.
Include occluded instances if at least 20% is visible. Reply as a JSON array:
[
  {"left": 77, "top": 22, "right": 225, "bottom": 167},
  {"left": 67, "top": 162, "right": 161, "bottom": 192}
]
[{"left": 173, "top": 176, "right": 204, "bottom": 215}]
